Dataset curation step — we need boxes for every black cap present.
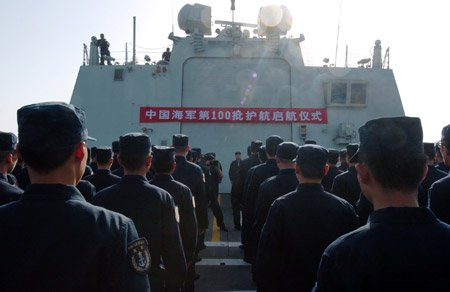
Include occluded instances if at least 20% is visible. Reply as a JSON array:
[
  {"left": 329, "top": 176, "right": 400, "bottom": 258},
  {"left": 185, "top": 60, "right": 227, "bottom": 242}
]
[
  {"left": 152, "top": 146, "right": 175, "bottom": 163},
  {"left": 90, "top": 146, "right": 97, "bottom": 157},
  {"left": 350, "top": 117, "right": 423, "bottom": 163},
  {"left": 339, "top": 149, "right": 347, "bottom": 158},
  {"left": 266, "top": 135, "right": 283, "bottom": 148},
  {"left": 346, "top": 144, "right": 359, "bottom": 159},
  {"left": 119, "top": 133, "right": 151, "bottom": 155},
  {"left": 294, "top": 145, "right": 328, "bottom": 169},
  {"left": 251, "top": 140, "right": 263, "bottom": 153},
  {"left": 276, "top": 142, "right": 299, "bottom": 160},
  {"left": 112, "top": 141, "right": 120, "bottom": 153},
  {"left": 186, "top": 150, "right": 193, "bottom": 161},
  {"left": 191, "top": 148, "right": 201, "bottom": 155},
  {"left": 441, "top": 124, "right": 450, "bottom": 144},
  {"left": 258, "top": 145, "right": 267, "bottom": 162},
  {"left": 328, "top": 148, "right": 340, "bottom": 161},
  {"left": 96, "top": 146, "right": 113, "bottom": 161},
  {"left": 173, "top": 134, "right": 189, "bottom": 146},
  {"left": 17, "top": 102, "right": 95, "bottom": 149},
  {"left": 0, "top": 132, "right": 17, "bottom": 151},
  {"left": 424, "top": 143, "right": 435, "bottom": 157}
]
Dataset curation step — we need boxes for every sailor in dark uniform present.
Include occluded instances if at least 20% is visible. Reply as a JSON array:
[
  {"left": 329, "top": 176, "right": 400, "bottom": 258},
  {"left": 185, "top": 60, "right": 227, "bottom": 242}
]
[
  {"left": 0, "top": 102, "right": 150, "bottom": 291},
  {"left": 255, "top": 144, "right": 359, "bottom": 292},
  {"left": 331, "top": 143, "right": 361, "bottom": 207},
  {"left": 434, "top": 142, "right": 450, "bottom": 173},
  {"left": 0, "top": 132, "right": 23, "bottom": 206},
  {"left": 172, "top": 134, "right": 210, "bottom": 253},
  {"left": 243, "top": 135, "right": 283, "bottom": 263},
  {"left": 97, "top": 33, "right": 112, "bottom": 65},
  {"left": 93, "top": 133, "right": 186, "bottom": 292},
  {"left": 321, "top": 148, "right": 343, "bottom": 192},
  {"left": 250, "top": 142, "right": 299, "bottom": 270},
  {"left": 429, "top": 124, "right": 450, "bottom": 225},
  {"left": 85, "top": 146, "right": 121, "bottom": 191},
  {"left": 89, "top": 146, "right": 98, "bottom": 174},
  {"left": 229, "top": 151, "right": 242, "bottom": 229},
  {"left": 420, "top": 142, "right": 447, "bottom": 201},
  {"left": 76, "top": 179, "right": 96, "bottom": 202},
  {"left": 149, "top": 146, "right": 198, "bottom": 292},
  {"left": 314, "top": 117, "right": 450, "bottom": 291},
  {"left": 338, "top": 149, "right": 348, "bottom": 171}
]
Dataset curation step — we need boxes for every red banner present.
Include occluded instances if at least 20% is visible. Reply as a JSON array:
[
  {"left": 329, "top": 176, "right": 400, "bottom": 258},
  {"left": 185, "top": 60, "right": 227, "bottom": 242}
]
[{"left": 140, "top": 107, "right": 328, "bottom": 124}]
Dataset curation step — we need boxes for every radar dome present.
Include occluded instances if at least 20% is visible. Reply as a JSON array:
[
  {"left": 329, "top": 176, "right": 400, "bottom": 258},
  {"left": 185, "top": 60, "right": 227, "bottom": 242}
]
[
  {"left": 257, "top": 5, "right": 292, "bottom": 36},
  {"left": 178, "top": 4, "right": 212, "bottom": 35}
]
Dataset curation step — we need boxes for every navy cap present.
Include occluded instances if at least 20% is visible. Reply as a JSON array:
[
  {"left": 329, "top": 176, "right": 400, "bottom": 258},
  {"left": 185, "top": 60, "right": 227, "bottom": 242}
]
[
  {"left": 191, "top": 148, "right": 201, "bottom": 155},
  {"left": 339, "top": 149, "right": 347, "bottom": 158},
  {"left": 96, "top": 146, "right": 112, "bottom": 161},
  {"left": 119, "top": 133, "right": 151, "bottom": 155},
  {"left": 294, "top": 144, "right": 328, "bottom": 168},
  {"left": 441, "top": 124, "right": 450, "bottom": 144},
  {"left": 350, "top": 117, "right": 423, "bottom": 163},
  {"left": 328, "top": 148, "right": 340, "bottom": 161},
  {"left": 266, "top": 135, "right": 283, "bottom": 149},
  {"left": 424, "top": 142, "right": 435, "bottom": 157},
  {"left": 152, "top": 146, "right": 175, "bottom": 163},
  {"left": 17, "top": 102, "right": 95, "bottom": 149},
  {"left": 0, "top": 132, "right": 17, "bottom": 151},
  {"left": 276, "top": 142, "right": 299, "bottom": 160},
  {"left": 304, "top": 139, "right": 317, "bottom": 145},
  {"left": 112, "top": 141, "right": 120, "bottom": 153},
  {"left": 258, "top": 145, "right": 267, "bottom": 162},
  {"left": 90, "top": 147, "right": 97, "bottom": 157},
  {"left": 346, "top": 144, "right": 359, "bottom": 158},
  {"left": 173, "top": 134, "right": 189, "bottom": 146},
  {"left": 251, "top": 140, "right": 263, "bottom": 152}
]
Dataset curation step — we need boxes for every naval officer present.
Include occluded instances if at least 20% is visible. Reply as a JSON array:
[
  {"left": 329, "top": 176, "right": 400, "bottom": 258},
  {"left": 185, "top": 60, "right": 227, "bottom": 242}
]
[
  {"left": 255, "top": 144, "right": 359, "bottom": 292},
  {"left": 93, "top": 133, "right": 186, "bottom": 292},
  {"left": 0, "top": 102, "right": 150, "bottom": 291},
  {"left": 0, "top": 132, "right": 23, "bottom": 206},
  {"left": 85, "top": 146, "right": 121, "bottom": 191},
  {"left": 313, "top": 117, "right": 450, "bottom": 291}
]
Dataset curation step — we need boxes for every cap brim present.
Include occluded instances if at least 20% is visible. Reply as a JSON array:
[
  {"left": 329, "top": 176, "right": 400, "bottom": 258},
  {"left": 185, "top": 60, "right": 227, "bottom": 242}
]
[{"left": 87, "top": 136, "right": 97, "bottom": 141}]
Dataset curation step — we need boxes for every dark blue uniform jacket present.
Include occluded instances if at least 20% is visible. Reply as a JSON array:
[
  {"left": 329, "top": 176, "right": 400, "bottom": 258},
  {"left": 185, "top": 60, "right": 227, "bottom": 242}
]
[
  {"left": 313, "top": 207, "right": 450, "bottom": 291},
  {"left": 92, "top": 175, "right": 186, "bottom": 290},
  {"left": 85, "top": 169, "right": 121, "bottom": 192},
  {"left": 255, "top": 183, "right": 359, "bottom": 292},
  {"left": 0, "top": 173, "right": 23, "bottom": 206},
  {"left": 429, "top": 175, "right": 450, "bottom": 224},
  {"left": 0, "top": 184, "right": 150, "bottom": 292},
  {"left": 321, "top": 166, "right": 343, "bottom": 192},
  {"left": 331, "top": 166, "right": 361, "bottom": 207}
]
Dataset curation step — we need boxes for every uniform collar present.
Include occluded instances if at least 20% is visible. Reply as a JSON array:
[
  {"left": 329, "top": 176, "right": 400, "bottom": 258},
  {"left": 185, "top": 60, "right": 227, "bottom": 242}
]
[
  {"left": 21, "top": 184, "right": 86, "bottom": 201},
  {"left": 175, "top": 156, "right": 187, "bottom": 163},
  {"left": 265, "top": 158, "right": 277, "bottom": 166},
  {"left": 296, "top": 183, "right": 324, "bottom": 192},
  {"left": 0, "top": 173, "right": 7, "bottom": 182},
  {"left": 369, "top": 207, "right": 438, "bottom": 225},
  {"left": 347, "top": 166, "right": 357, "bottom": 172},
  {"left": 120, "top": 175, "right": 148, "bottom": 184},
  {"left": 96, "top": 169, "right": 112, "bottom": 175},
  {"left": 152, "top": 174, "right": 173, "bottom": 182},
  {"left": 278, "top": 168, "right": 296, "bottom": 175}
]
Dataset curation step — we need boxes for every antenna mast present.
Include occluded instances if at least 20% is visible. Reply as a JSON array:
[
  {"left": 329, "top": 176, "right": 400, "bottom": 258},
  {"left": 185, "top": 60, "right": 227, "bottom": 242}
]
[
  {"left": 334, "top": 0, "right": 343, "bottom": 67},
  {"left": 231, "top": 0, "right": 236, "bottom": 22}
]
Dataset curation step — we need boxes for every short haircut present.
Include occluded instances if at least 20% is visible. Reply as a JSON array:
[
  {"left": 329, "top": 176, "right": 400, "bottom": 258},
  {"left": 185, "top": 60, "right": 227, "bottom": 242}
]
[
  {"left": 119, "top": 153, "right": 149, "bottom": 172},
  {"left": 96, "top": 155, "right": 111, "bottom": 164},
  {"left": 247, "top": 146, "right": 251, "bottom": 156},
  {"left": 299, "top": 163, "right": 326, "bottom": 179},
  {"left": 18, "top": 143, "right": 77, "bottom": 173},
  {"left": 359, "top": 152, "right": 427, "bottom": 191},
  {"left": 152, "top": 157, "right": 175, "bottom": 173},
  {"left": 279, "top": 157, "right": 294, "bottom": 165},
  {"left": 174, "top": 145, "right": 188, "bottom": 153},
  {"left": 0, "top": 150, "right": 15, "bottom": 162}
]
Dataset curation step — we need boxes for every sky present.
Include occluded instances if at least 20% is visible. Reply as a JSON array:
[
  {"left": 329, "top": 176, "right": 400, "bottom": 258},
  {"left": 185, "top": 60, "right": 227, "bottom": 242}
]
[{"left": 1, "top": 0, "right": 449, "bottom": 142}]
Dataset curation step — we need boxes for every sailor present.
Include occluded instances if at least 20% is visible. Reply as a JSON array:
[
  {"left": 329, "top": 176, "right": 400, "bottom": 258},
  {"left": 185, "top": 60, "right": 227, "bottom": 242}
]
[
  {"left": 0, "top": 131, "right": 23, "bottom": 206},
  {"left": 420, "top": 142, "right": 447, "bottom": 200},
  {"left": 162, "top": 47, "right": 171, "bottom": 62},
  {"left": 97, "top": 33, "right": 112, "bottom": 65},
  {"left": 0, "top": 102, "right": 150, "bottom": 291},
  {"left": 250, "top": 142, "right": 299, "bottom": 271},
  {"left": 149, "top": 146, "right": 198, "bottom": 292},
  {"left": 89, "top": 146, "right": 98, "bottom": 174},
  {"left": 171, "top": 135, "right": 209, "bottom": 256},
  {"left": 321, "top": 148, "right": 343, "bottom": 192},
  {"left": 85, "top": 146, "right": 121, "bottom": 191},
  {"left": 255, "top": 144, "right": 359, "bottom": 292},
  {"left": 76, "top": 179, "right": 96, "bottom": 202},
  {"left": 111, "top": 140, "right": 120, "bottom": 171},
  {"left": 242, "top": 135, "right": 283, "bottom": 263},
  {"left": 435, "top": 141, "right": 450, "bottom": 173},
  {"left": 331, "top": 143, "right": 361, "bottom": 207},
  {"left": 204, "top": 153, "right": 228, "bottom": 231},
  {"left": 429, "top": 124, "right": 450, "bottom": 225},
  {"left": 229, "top": 151, "right": 242, "bottom": 229},
  {"left": 338, "top": 149, "right": 348, "bottom": 171},
  {"left": 313, "top": 117, "right": 450, "bottom": 291}
]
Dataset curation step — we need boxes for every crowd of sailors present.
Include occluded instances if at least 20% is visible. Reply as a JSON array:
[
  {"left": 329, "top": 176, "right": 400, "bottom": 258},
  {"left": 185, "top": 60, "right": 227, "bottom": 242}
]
[{"left": 1, "top": 101, "right": 450, "bottom": 291}]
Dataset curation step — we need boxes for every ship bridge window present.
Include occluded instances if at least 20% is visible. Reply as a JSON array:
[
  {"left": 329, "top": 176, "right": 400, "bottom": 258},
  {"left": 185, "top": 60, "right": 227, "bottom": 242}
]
[
  {"left": 114, "top": 69, "right": 124, "bottom": 81},
  {"left": 323, "top": 81, "right": 367, "bottom": 106}
]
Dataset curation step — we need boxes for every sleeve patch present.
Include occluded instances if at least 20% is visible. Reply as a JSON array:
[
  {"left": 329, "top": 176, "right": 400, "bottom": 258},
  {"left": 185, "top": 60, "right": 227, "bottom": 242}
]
[{"left": 127, "top": 238, "right": 151, "bottom": 275}]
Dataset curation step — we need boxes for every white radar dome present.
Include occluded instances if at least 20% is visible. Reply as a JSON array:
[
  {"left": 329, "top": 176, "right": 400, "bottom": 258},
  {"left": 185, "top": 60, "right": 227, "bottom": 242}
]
[
  {"left": 257, "top": 5, "right": 292, "bottom": 36},
  {"left": 178, "top": 3, "right": 212, "bottom": 35}
]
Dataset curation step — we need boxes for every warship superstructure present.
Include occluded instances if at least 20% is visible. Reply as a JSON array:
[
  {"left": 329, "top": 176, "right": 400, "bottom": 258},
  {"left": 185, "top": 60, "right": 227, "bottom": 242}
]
[{"left": 70, "top": 3, "right": 404, "bottom": 192}]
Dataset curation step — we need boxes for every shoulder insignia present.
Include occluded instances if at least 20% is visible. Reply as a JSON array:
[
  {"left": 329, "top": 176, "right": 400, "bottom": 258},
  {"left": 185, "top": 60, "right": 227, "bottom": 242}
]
[
  {"left": 174, "top": 206, "right": 180, "bottom": 224},
  {"left": 127, "top": 238, "right": 151, "bottom": 275}
]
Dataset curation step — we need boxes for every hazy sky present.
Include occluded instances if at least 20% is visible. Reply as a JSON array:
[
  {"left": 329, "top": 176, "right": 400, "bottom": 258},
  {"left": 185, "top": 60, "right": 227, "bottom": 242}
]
[{"left": 1, "top": 0, "right": 448, "bottom": 141}]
